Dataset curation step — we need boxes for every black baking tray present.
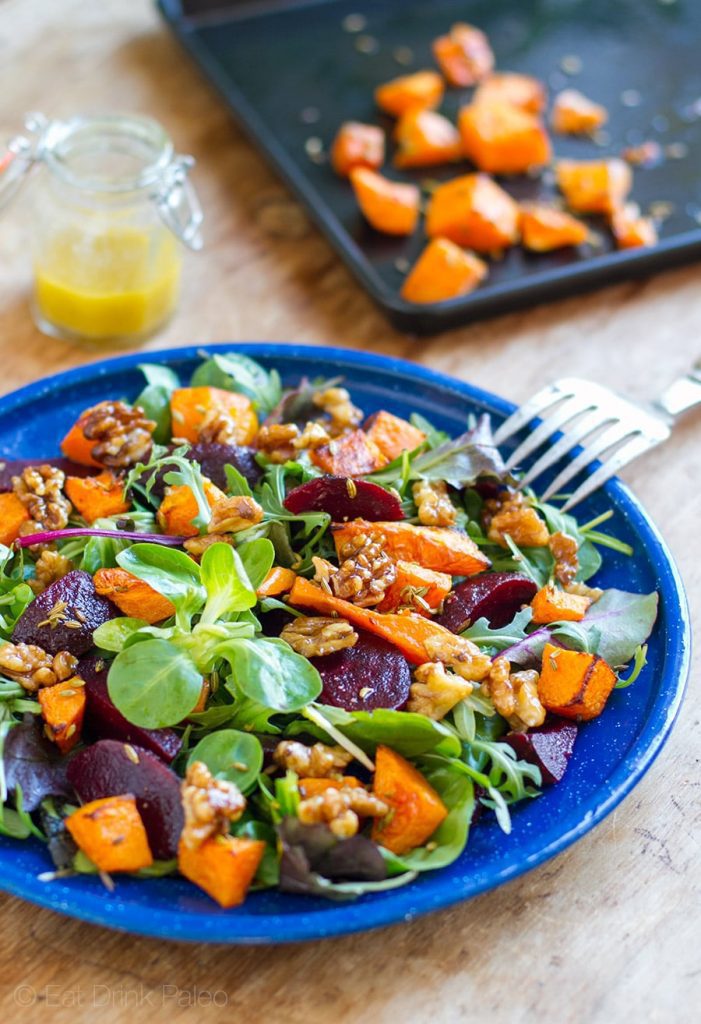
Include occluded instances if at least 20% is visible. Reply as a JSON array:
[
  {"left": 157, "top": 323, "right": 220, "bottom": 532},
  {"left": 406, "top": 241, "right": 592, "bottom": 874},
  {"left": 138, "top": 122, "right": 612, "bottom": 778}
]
[{"left": 158, "top": 0, "right": 701, "bottom": 334}]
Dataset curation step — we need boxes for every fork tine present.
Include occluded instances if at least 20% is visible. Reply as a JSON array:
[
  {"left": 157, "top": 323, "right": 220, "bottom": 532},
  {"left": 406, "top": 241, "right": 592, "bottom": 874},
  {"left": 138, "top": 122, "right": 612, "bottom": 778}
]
[
  {"left": 492, "top": 383, "right": 573, "bottom": 446},
  {"left": 518, "top": 408, "right": 615, "bottom": 489},
  {"left": 503, "top": 393, "right": 599, "bottom": 472},
  {"left": 561, "top": 434, "right": 658, "bottom": 511},
  {"left": 539, "top": 421, "right": 635, "bottom": 502}
]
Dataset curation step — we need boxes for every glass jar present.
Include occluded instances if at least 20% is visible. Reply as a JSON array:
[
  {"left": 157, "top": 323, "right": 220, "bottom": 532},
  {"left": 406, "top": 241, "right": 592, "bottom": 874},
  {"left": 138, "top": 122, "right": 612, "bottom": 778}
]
[{"left": 0, "top": 113, "right": 203, "bottom": 346}]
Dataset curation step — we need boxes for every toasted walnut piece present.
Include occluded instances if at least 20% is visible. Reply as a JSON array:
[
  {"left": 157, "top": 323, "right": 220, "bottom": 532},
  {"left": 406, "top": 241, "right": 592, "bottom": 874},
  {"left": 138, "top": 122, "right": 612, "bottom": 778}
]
[
  {"left": 29, "top": 550, "right": 74, "bottom": 594},
  {"left": 412, "top": 479, "right": 457, "bottom": 527},
  {"left": 255, "top": 423, "right": 300, "bottom": 463},
  {"left": 332, "top": 532, "right": 397, "bottom": 607},
  {"left": 298, "top": 786, "right": 389, "bottom": 839},
  {"left": 482, "top": 656, "right": 545, "bottom": 730},
  {"left": 293, "top": 421, "right": 331, "bottom": 450},
  {"left": 311, "top": 555, "right": 337, "bottom": 593},
  {"left": 208, "top": 495, "right": 264, "bottom": 534},
  {"left": 423, "top": 632, "right": 492, "bottom": 682},
  {"left": 281, "top": 615, "right": 358, "bottom": 657},
  {"left": 180, "top": 760, "right": 246, "bottom": 851},
  {"left": 197, "top": 409, "right": 239, "bottom": 445},
  {"left": 0, "top": 643, "right": 77, "bottom": 693},
  {"left": 486, "top": 495, "right": 550, "bottom": 549},
  {"left": 312, "top": 387, "right": 362, "bottom": 433},
  {"left": 183, "top": 533, "right": 235, "bottom": 559},
  {"left": 565, "top": 580, "right": 603, "bottom": 602},
  {"left": 273, "top": 740, "right": 354, "bottom": 778},
  {"left": 549, "top": 530, "right": 579, "bottom": 586},
  {"left": 13, "top": 464, "right": 71, "bottom": 533},
  {"left": 81, "top": 401, "right": 155, "bottom": 469},
  {"left": 408, "top": 662, "right": 473, "bottom": 720}
]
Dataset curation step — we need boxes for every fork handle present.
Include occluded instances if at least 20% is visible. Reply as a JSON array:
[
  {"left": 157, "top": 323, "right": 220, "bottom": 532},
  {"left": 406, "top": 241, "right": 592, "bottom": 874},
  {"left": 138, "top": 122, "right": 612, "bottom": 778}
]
[{"left": 655, "top": 360, "right": 701, "bottom": 419}]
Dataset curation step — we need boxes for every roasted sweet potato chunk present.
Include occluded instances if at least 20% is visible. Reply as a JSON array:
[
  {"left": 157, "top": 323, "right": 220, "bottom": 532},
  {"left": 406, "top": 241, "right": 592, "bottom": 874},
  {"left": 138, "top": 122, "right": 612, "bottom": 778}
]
[
  {"left": 65, "top": 471, "right": 130, "bottom": 523},
  {"left": 256, "top": 566, "right": 297, "bottom": 598},
  {"left": 331, "top": 121, "right": 385, "bottom": 176},
  {"left": 332, "top": 519, "right": 490, "bottom": 576},
  {"left": 459, "top": 101, "right": 551, "bottom": 174},
  {"left": 378, "top": 560, "right": 452, "bottom": 615},
  {"left": 556, "top": 158, "right": 632, "bottom": 215},
  {"left": 552, "top": 89, "right": 608, "bottom": 135},
  {"left": 0, "top": 492, "right": 29, "bottom": 545},
  {"left": 611, "top": 203, "right": 658, "bottom": 249},
  {"left": 394, "top": 110, "right": 462, "bottom": 169},
  {"left": 474, "top": 72, "right": 546, "bottom": 114},
  {"left": 426, "top": 173, "right": 519, "bottom": 252},
  {"left": 65, "top": 795, "right": 153, "bottom": 873},
  {"left": 170, "top": 387, "right": 258, "bottom": 446},
  {"left": 364, "top": 410, "right": 426, "bottom": 462},
  {"left": 375, "top": 70, "right": 444, "bottom": 118},
  {"left": 538, "top": 643, "right": 617, "bottom": 721},
  {"left": 93, "top": 567, "right": 176, "bottom": 623},
  {"left": 371, "top": 745, "right": 448, "bottom": 855},
  {"left": 156, "top": 479, "right": 225, "bottom": 537},
  {"left": 178, "top": 835, "right": 266, "bottom": 908},
  {"left": 38, "top": 678, "right": 86, "bottom": 754},
  {"left": 530, "top": 584, "right": 591, "bottom": 625},
  {"left": 432, "top": 23, "right": 494, "bottom": 87},
  {"left": 310, "top": 429, "right": 386, "bottom": 476},
  {"left": 520, "top": 204, "right": 589, "bottom": 252},
  {"left": 401, "top": 238, "right": 487, "bottom": 304},
  {"left": 349, "top": 168, "right": 420, "bottom": 236}
]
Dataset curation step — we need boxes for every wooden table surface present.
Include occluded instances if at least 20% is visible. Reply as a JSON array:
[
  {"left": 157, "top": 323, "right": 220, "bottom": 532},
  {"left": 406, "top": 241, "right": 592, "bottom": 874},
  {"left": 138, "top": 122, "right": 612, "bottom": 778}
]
[{"left": 0, "top": 2, "right": 699, "bottom": 1021}]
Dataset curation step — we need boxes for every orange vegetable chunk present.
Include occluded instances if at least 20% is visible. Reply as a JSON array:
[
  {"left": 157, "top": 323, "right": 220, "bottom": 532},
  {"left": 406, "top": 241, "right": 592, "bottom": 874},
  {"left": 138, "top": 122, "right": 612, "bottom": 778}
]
[
  {"left": 0, "top": 492, "right": 30, "bottom": 545},
  {"left": 170, "top": 387, "right": 258, "bottom": 446},
  {"left": 331, "top": 121, "right": 385, "bottom": 176},
  {"left": 256, "top": 566, "right": 297, "bottom": 598},
  {"left": 298, "top": 777, "right": 364, "bottom": 799},
  {"left": 556, "top": 158, "right": 632, "bottom": 215},
  {"left": 310, "top": 429, "right": 386, "bottom": 476},
  {"left": 520, "top": 204, "right": 589, "bottom": 252},
  {"left": 38, "top": 678, "right": 87, "bottom": 754},
  {"left": 378, "top": 560, "right": 452, "bottom": 615},
  {"left": 530, "top": 584, "right": 591, "bottom": 625},
  {"left": 394, "top": 110, "right": 462, "bottom": 169},
  {"left": 538, "top": 643, "right": 617, "bottom": 721},
  {"left": 375, "top": 70, "right": 444, "bottom": 118},
  {"left": 364, "top": 410, "right": 426, "bottom": 462},
  {"left": 157, "top": 478, "right": 226, "bottom": 537},
  {"left": 371, "top": 745, "right": 448, "bottom": 855},
  {"left": 432, "top": 23, "right": 494, "bottom": 87},
  {"left": 552, "top": 89, "right": 608, "bottom": 135},
  {"left": 93, "top": 567, "right": 176, "bottom": 623},
  {"left": 332, "top": 519, "right": 490, "bottom": 576},
  {"left": 425, "top": 173, "right": 519, "bottom": 252},
  {"left": 65, "top": 470, "right": 130, "bottom": 523},
  {"left": 60, "top": 415, "right": 103, "bottom": 468},
  {"left": 65, "top": 795, "right": 153, "bottom": 873},
  {"left": 459, "top": 101, "right": 551, "bottom": 174},
  {"left": 401, "top": 238, "right": 487, "bottom": 304},
  {"left": 178, "top": 835, "right": 266, "bottom": 908},
  {"left": 349, "top": 168, "right": 420, "bottom": 236},
  {"left": 611, "top": 203, "right": 658, "bottom": 249},
  {"left": 474, "top": 72, "right": 546, "bottom": 114}
]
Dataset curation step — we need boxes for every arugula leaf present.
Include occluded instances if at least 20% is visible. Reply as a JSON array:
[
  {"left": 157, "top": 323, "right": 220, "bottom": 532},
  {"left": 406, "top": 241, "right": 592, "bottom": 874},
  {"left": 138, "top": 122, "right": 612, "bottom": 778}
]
[
  {"left": 221, "top": 637, "right": 322, "bottom": 712},
  {"left": 107, "top": 638, "right": 203, "bottom": 727},
  {"left": 191, "top": 352, "right": 282, "bottom": 415},
  {"left": 461, "top": 607, "right": 533, "bottom": 652},
  {"left": 187, "top": 729, "right": 263, "bottom": 794},
  {"left": 409, "top": 413, "right": 449, "bottom": 448}
]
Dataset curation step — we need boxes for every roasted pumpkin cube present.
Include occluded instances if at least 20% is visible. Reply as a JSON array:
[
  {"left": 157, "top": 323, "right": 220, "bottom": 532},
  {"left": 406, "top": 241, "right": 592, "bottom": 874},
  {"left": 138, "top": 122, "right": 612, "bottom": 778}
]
[
  {"left": 93, "top": 567, "right": 176, "bottom": 623},
  {"left": 0, "top": 492, "right": 30, "bottom": 545},
  {"left": 298, "top": 776, "right": 364, "bottom": 799},
  {"left": 178, "top": 835, "right": 266, "bottom": 908},
  {"left": 611, "top": 203, "right": 658, "bottom": 249},
  {"left": 401, "top": 238, "right": 487, "bottom": 304},
  {"left": 474, "top": 72, "right": 546, "bottom": 114},
  {"left": 531, "top": 584, "right": 591, "bottom": 625},
  {"left": 310, "top": 429, "right": 386, "bottom": 476},
  {"left": 38, "top": 678, "right": 87, "bottom": 754},
  {"left": 364, "top": 410, "right": 426, "bottom": 462},
  {"left": 170, "top": 386, "right": 258, "bottom": 446},
  {"left": 520, "top": 204, "right": 589, "bottom": 252},
  {"left": 556, "top": 158, "right": 632, "bottom": 215},
  {"left": 157, "top": 478, "right": 226, "bottom": 537},
  {"left": 426, "top": 173, "right": 519, "bottom": 252},
  {"left": 432, "top": 22, "right": 494, "bottom": 87},
  {"left": 371, "top": 745, "right": 448, "bottom": 855},
  {"left": 65, "top": 795, "right": 153, "bottom": 873},
  {"left": 256, "top": 566, "right": 297, "bottom": 598},
  {"left": 552, "top": 89, "right": 608, "bottom": 135},
  {"left": 538, "top": 643, "right": 617, "bottom": 721},
  {"left": 378, "top": 560, "right": 452, "bottom": 615},
  {"left": 394, "top": 110, "right": 462, "bottom": 169},
  {"left": 65, "top": 470, "right": 130, "bottom": 524},
  {"left": 459, "top": 101, "right": 551, "bottom": 174},
  {"left": 375, "top": 70, "right": 444, "bottom": 118},
  {"left": 349, "top": 167, "right": 420, "bottom": 236},
  {"left": 332, "top": 519, "right": 490, "bottom": 577},
  {"left": 331, "top": 121, "right": 385, "bottom": 177}
]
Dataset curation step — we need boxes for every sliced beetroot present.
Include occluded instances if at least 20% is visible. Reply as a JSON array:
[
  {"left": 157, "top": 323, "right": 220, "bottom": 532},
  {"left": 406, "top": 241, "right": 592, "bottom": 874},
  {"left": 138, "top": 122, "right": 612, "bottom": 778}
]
[
  {"left": 0, "top": 457, "right": 97, "bottom": 491},
  {"left": 66, "top": 739, "right": 183, "bottom": 859},
  {"left": 79, "top": 654, "right": 181, "bottom": 764},
  {"left": 311, "top": 629, "right": 411, "bottom": 712},
  {"left": 283, "top": 477, "right": 404, "bottom": 522},
  {"left": 505, "top": 718, "right": 578, "bottom": 785},
  {"left": 144, "top": 442, "right": 261, "bottom": 499},
  {"left": 13, "top": 570, "right": 117, "bottom": 656},
  {"left": 436, "top": 572, "right": 538, "bottom": 633}
]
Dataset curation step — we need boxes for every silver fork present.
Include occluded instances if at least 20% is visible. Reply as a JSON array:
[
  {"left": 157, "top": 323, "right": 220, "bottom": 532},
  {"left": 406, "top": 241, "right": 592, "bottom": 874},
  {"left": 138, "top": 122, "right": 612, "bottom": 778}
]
[{"left": 493, "top": 360, "right": 701, "bottom": 511}]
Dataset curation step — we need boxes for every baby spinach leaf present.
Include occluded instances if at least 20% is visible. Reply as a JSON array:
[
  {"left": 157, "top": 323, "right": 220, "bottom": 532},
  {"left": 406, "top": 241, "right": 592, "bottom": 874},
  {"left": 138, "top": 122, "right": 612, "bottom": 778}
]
[
  {"left": 139, "top": 363, "right": 180, "bottom": 392},
  {"left": 191, "top": 352, "right": 282, "bottom": 415},
  {"left": 108, "top": 638, "right": 203, "bottom": 728},
  {"left": 221, "top": 637, "right": 322, "bottom": 712},
  {"left": 187, "top": 729, "right": 263, "bottom": 794},
  {"left": 93, "top": 617, "right": 150, "bottom": 653},
  {"left": 117, "top": 543, "right": 205, "bottom": 620},
  {"left": 134, "top": 385, "right": 172, "bottom": 445},
  {"left": 199, "top": 542, "right": 256, "bottom": 624}
]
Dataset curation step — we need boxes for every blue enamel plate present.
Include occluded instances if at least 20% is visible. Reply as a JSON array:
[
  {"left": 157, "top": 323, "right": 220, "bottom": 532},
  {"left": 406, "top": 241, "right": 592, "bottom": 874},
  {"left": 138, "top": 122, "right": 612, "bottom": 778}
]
[{"left": 0, "top": 344, "right": 690, "bottom": 943}]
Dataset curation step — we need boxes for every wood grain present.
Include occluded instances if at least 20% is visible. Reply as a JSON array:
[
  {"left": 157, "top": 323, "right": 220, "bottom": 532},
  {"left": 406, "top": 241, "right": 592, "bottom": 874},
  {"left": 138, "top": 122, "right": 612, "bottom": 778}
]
[{"left": 0, "top": 1, "right": 699, "bottom": 1021}]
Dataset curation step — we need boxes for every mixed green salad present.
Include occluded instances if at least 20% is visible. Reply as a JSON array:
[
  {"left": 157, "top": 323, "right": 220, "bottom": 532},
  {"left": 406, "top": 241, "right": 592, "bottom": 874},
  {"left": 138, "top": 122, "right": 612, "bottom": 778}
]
[{"left": 0, "top": 351, "right": 658, "bottom": 905}]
